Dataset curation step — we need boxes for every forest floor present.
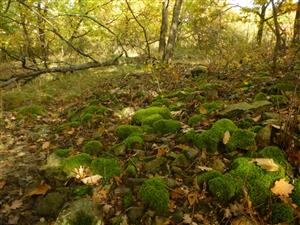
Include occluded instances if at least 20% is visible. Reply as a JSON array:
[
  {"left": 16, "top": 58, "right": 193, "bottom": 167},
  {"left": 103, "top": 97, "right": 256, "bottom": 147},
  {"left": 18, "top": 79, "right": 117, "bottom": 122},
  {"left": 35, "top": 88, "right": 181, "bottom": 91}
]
[{"left": 0, "top": 64, "right": 300, "bottom": 225}]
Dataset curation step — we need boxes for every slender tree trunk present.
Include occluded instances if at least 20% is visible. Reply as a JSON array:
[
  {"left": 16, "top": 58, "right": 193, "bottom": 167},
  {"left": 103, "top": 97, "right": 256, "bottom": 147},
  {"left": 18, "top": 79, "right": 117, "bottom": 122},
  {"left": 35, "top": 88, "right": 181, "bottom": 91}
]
[
  {"left": 292, "top": 0, "right": 300, "bottom": 46},
  {"left": 271, "top": 0, "right": 282, "bottom": 73},
  {"left": 159, "top": 0, "right": 169, "bottom": 56},
  {"left": 256, "top": 3, "right": 269, "bottom": 45},
  {"left": 163, "top": 0, "right": 184, "bottom": 63},
  {"left": 37, "top": 1, "right": 48, "bottom": 68}
]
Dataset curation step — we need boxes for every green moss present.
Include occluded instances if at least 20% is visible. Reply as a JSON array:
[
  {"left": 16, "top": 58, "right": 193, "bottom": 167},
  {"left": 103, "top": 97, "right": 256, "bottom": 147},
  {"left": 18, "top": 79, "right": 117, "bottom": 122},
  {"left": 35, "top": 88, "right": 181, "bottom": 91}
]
[
  {"left": 226, "top": 129, "right": 256, "bottom": 151},
  {"left": 71, "top": 186, "right": 93, "bottom": 197},
  {"left": 83, "top": 140, "right": 103, "bottom": 156},
  {"left": 197, "top": 171, "right": 223, "bottom": 187},
  {"left": 254, "top": 92, "right": 268, "bottom": 101},
  {"left": 208, "top": 174, "right": 238, "bottom": 203},
  {"left": 125, "top": 164, "right": 137, "bottom": 177},
  {"left": 17, "top": 105, "right": 45, "bottom": 117},
  {"left": 80, "top": 113, "right": 93, "bottom": 123},
  {"left": 63, "top": 153, "right": 91, "bottom": 175},
  {"left": 168, "top": 102, "right": 185, "bottom": 111},
  {"left": 172, "top": 154, "right": 189, "bottom": 168},
  {"left": 123, "top": 191, "right": 133, "bottom": 208},
  {"left": 271, "top": 203, "right": 294, "bottom": 224},
  {"left": 142, "top": 114, "right": 163, "bottom": 126},
  {"left": 123, "top": 135, "right": 144, "bottom": 149},
  {"left": 90, "top": 158, "right": 121, "bottom": 182},
  {"left": 132, "top": 107, "right": 171, "bottom": 124},
  {"left": 291, "top": 179, "right": 300, "bottom": 207},
  {"left": 35, "top": 192, "right": 65, "bottom": 217},
  {"left": 70, "top": 210, "right": 94, "bottom": 225},
  {"left": 258, "top": 146, "right": 290, "bottom": 168},
  {"left": 188, "top": 114, "right": 206, "bottom": 126},
  {"left": 203, "top": 101, "right": 221, "bottom": 114},
  {"left": 151, "top": 97, "right": 170, "bottom": 107},
  {"left": 54, "top": 148, "right": 71, "bottom": 157},
  {"left": 116, "top": 125, "right": 143, "bottom": 140},
  {"left": 152, "top": 119, "right": 181, "bottom": 134},
  {"left": 58, "top": 121, "right": 81, "bottom": 131},
  {"left": 271, "top": 95, "right": 288, "bottom": 105},
  {"left": 238, "top": 118, "right": 255, "bottom": 129},
  {"left": 139, "top": 177, "right": 169, "bottom": 215},
  {"left": 211, "top": 118, "right": 238, "bottom": 134},
  {"left": 250, "top": 125, "right": 262, "bottom": 133}
]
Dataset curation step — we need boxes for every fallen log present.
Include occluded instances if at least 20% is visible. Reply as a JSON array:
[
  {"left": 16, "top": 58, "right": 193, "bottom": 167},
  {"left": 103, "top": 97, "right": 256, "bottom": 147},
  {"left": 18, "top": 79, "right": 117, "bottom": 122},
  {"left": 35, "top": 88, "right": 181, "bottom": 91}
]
[{"left": 0, "top": 55, "right": 121, "bottom": 88}]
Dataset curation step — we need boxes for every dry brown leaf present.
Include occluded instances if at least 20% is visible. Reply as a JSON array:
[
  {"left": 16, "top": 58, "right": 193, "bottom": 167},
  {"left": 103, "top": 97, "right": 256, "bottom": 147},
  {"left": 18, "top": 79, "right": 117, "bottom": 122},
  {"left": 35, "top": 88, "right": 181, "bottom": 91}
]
[
  {"left": 223, "top": 131, "right": 231, "bottom": 144},
  {"left": 187, "top": 192, "right": 198, "bottom": 206},
  {"left": 81, "top": 175, "right": 102, "bottom": 185},
  {"left": 271, "top": 179, "right": 294, "bottom": 197},
  {"left": 252, "top": 115, "right": 262, "bottom": 122},
  {"left": 197, "top": 166, "right": 213, "bottom": 171},
  {"left": 251, "top": 158, "right": 279, "bottom": 172},
  {"left": 76, "top": 137, "right": 85, "bottom": 146},
  {"left": 157, "top": 148, "right": 167, "bottom": 157},
  {"left": 42, "top": 141, "right": 50, "bottom": 150},
  {"left": 10, "top": 200, "right": 23, "bottom": 210},
  {"left": 0, "top": 180, "right": 6, "bottom": 189},
  {"left": 27, "top": 183, "right": 51, "bottom": 197},
  {"left": 199, "top": 106, "right": 208, "bottom": 115}
]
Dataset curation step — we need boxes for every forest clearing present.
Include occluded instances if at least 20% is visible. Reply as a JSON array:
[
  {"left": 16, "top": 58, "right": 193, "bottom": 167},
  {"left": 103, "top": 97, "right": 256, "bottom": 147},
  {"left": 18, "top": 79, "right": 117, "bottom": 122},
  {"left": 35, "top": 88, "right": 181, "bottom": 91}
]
[{"left": 0, "top": 0, "right": 300, "bottom": 225}]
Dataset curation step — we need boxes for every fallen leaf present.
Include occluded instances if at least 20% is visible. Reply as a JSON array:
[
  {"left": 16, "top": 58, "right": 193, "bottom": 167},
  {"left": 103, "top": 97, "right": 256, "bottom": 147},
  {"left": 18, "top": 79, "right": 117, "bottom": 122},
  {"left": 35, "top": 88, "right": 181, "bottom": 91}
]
[
  {"left": 168, "top": 200, "right": 176, "bottom": 212},
  {"left": 183, "top": 214, "right": 193, "bottom": 224},
  {"left": 223, "top": 131, "right": 231, "bottom": 144},
  {"left": 0, "top": 180, "right": 6, "bottom": 189},
  {"left": 251, "top": 158, "right": 279, "bottom": 172},
  {"left": 157, "top": 148, "right": 167, "bottom": 157},
  {"left": 252, "top": 115, "right": 261, "bottom": 122},
  {"left": 199, "top": 106, "right": 208, "bottom": 114},
  {"left": 27, "top": 183, "right": 51, "bottom": 197},
  {"left": 187, "top": 192, "right": 198, "bottom": 206},
  {"left": 197, "top": 166, "right": 213, "bottom": 171},
  {"left": 8, "top": 214, "right": 19, "bottom": 225},
  {"left": 81, "top": 175, "right": 102, "bottom": 185},
  {"left": 271, "top": 179, "right": 294, "bottom": 197},
  {"left": 74, "top": 166, "right": 88, "bottom": 179},
  {"left": 76, "top": 137, "right": 85, "bottom": 146},
  {"left": 10, "top": 200, "right": 23, "bottom": 210},
  {"left": 42, "top": 141, "right": 50, "bottom": 150}
]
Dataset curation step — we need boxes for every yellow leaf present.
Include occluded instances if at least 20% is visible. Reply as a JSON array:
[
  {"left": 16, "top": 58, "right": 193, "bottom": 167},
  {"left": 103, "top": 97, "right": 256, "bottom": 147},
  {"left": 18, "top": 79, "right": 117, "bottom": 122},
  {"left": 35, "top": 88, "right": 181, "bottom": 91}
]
[
  {"left": 223, "top": 131, "right": 231, "bottom": 144},
  {"left": 27, "top": 183, "right": 51, "bottom": 197},
  {"left": 251, "top": 158, "right": 279, "bottom": 172},
  {"left": 10, "top": 200, "right": 23, "bottom": 210},
  {"left": 271, "top": 179, "right": 294, "bottom": 197},
  {"left": 187, "top": 192, "right": 198, "bottom": 206},
  {"left": 199, "top": 106, "right": 208, "bottom": 114},
  {"left": 42, "top": 141, "right": 50, "bottom": 150}
]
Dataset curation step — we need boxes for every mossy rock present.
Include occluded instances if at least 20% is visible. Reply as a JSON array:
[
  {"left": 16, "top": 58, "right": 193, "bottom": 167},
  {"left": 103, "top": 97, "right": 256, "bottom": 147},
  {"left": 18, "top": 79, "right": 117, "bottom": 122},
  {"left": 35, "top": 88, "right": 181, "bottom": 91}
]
[
  {"left": 226, "top": 129, "right": 257, "bottom": 151},
  {"left": 123, "top": 135, "right": 144, "bottom": 149},
  {"left": 90, "top": 157, "right": 121, "bottom": 182},
  {"left": 258, "top": 146, "right": 291, "bottom": 170},
  {"left": 203, "top": 101, "right": 221, "bottom": 114},
  {"left": 35, "top": 192, "right": 66, "bottom": 217},
  {"left": 188, "top": 114, "right": 206, "bottom": 126},
  {"left": 63, "top": 153, "right": 91, "bottom": 176},
  {"left": 271, "top": 203, "right": 294, "bottom": 224},
  {"left": 116, "top": 125, "right": 143, "bottom": 140},
  {"left": 254, "top": 92, "right": 268, "bottom": 101},
  {"left": 172, "top": 153, "right": 189, "bottom": 168},
  {"left": 208, "top": 174, "right": 239, "bottom": 203},
  {"left": 291, "top": 179, "right": 300, "bottom": 207},
  {"left": 144, "top": 157, "right": 167, "bottom": 173},
  {"left": 54, "top": 148, "right": 72, "bottom": 158},
  {"left": 270, "top": 95, "right": 288, "bottom": 105},
  {"left": 123, "top": 191, "right": 133, "bottom": 208},
  {"left": 142, "top": 114, "right": 163, "bottom": 126},
  {"left": 197, "top": 171, "right": 223, "bottom": 187},
  {"left": 132, "top": 107, "right": 171, "bottom": 124},
  {"left": 57, "top": 121, "right": 81, "bottom": 131},
  {"left": 17, "top": 105, "right": 45, "bottom": 117},
  {"left": 70, "top": 186, "right": 93, "bottom": 197},
  {"left": 152, "top": 119, "right": 181, "bottom": 134},
  {"left": 83, "top": 140, "right": 103, "bottom": 156},
  {"left": 125, "top": 164, "right": 137, "bottom": 177},
  {"left": 69, "top": 210, "right": 95, "bottom": 225},
  {"left": 150, "top": 97, "right": 170, "bottom": 107},
  {"left": 238, "top": 118, "right": 255, "bottom": 129},
  {"left": 80, "top": 113, "right": 93, "bottom": 123},
  {"left": 139, "top": 177, "right": 169, "bottom": 215}
]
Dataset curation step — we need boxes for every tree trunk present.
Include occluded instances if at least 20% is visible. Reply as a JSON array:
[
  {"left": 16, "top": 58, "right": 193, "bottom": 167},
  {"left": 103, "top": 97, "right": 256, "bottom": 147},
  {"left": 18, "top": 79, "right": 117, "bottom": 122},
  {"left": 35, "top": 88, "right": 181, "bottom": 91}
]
[
  {"left": 159, "top": 0, "right": 169, "bottom": 56},
  {"left": 292, "top": 0, "right": 300, "bottom": 46},
  {"left": 256, "top": 3, "right": 269, "bottom": 45},
  {"left": 37, "top": 1, "right": 49, "bottom": 68},
  {"left": 163, "top": 0, "right": 184, "bottom": 63}
]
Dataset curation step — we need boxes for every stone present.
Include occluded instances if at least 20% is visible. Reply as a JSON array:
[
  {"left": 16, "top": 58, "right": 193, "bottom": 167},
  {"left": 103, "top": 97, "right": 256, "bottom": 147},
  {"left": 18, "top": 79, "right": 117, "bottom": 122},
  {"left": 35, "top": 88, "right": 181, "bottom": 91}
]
[
  {"left": 255, "top": 125, "right": 272, "bottom": 148},
  {"left": 35, "top": 192, "right": 66, "bottom": 217},
  {"left": 144, "top": 157, "right": 167, "bottom": 173},
  {"left": 127, "top": 207, "right": 144, "bottom": 224}
]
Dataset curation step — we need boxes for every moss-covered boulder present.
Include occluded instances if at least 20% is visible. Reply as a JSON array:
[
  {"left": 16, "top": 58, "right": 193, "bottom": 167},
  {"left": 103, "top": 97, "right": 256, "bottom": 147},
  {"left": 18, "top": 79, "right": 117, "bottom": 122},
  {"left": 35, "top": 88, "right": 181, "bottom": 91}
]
[
  {"left": 90, "top": 157, "right": 121, "bottom": 182},
  {"left": 139, "top": 177, "right": 169, "bottom": 215},
  {"left": 83, "top": 140, "right": 103, "bottom": 156},
  {"left": 188, "top": 114, "right": 206, "bottom": 126},
  {"left": 123, "top": 135, "right": 144, "bottom": 149},
  {"left": 132, "top": 107, "right": 171, "bottom": 124},
  {"left": 291, "top": 179, "right": 300, "bottom": 207},
  {"left": 208, "top": 174, "right": 239, "bottom": 203},
  {"left": 35, "top": 192, "right": 66, "bottom": 217},
  {"left": 270, "top": 95, "right": 288, "bottom": 105},
  {"left": 17, "top": 105, "right": 45, "bottom": 117},
  {"left": 142, "top": 114, "right": 163, "bottom": 126},
  {"left": 63, "top": 153, "right": 91, "bottom": 176},
  {"left": 152, "top": 119, "right": 181, "bottom": 134},
  {"left": 54, "top": 148, "right": 72, "bottom": 158},
  {"left": 258, "top": 146, "right": 291, "bottom": 169},
  {"left": 271, "top": 203, "right": 294, "bottom": 224},
  {"left": 197, "top": 171, "right": 223, "bottom": 187},
  {"left": 116, "top": 125, "right": 143, "bottom": 140},
  {"left": 226, "top": 129, "right": 257, "bottom": 151},
  {"left": 254, "top": 92, "right": 268, "bottom": 101}
]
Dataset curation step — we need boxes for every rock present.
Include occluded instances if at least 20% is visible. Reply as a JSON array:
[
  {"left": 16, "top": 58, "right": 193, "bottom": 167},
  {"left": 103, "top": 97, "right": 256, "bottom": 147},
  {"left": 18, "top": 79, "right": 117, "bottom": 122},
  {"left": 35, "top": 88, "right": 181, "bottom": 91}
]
[
  {"left": 182, "top": 147, "right": 199, "bottom": 159},
  {"left": 35, "top": 192, "right": 66, "bottom": 217},
  {"left": 54, "top": 199, "right": 103, "bottom": 225},
  {"left": 112, "top": 143, "right": 126, "bottom": 156},
  {"left": 172, "top": 154, "right": 189, "bottom": 168},
  {"left": 42, "top": 153, "right": 63, "bottom": 169},
  {"left": 144, "top": 157, "right": 167, "bottom": 173},
  {"left": 127, "top": 207, "right": 144, "bottom": 224},
  {"left": 256, "top": 125, "right": 272, "bottom": 148},
  {"left": 190, "top": 65, "right": 208, "bottom": 77},
  {"left": 211, "top": 158, "right": 226, "bottom": 172}
]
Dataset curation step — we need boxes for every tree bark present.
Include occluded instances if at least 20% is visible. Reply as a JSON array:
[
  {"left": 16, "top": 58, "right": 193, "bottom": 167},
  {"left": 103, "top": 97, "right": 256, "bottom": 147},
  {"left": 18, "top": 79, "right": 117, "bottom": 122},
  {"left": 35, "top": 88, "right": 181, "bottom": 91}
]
[
  {"left": 163, "top": 0, "right": 184, "bottom": 63},
  {"left": 292, "top": 0, "right": 300, "bottom": 46},
  {"left": 159, "top": 0, "right": 169, "bottom": 55},
  {"left": 256, "top": 2, "right": 269, "bottom": 45}
]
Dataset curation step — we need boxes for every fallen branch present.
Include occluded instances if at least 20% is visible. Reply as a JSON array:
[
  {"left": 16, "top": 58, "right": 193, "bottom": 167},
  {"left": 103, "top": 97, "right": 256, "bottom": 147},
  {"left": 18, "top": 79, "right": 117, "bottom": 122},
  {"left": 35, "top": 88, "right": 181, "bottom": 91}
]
[{"left": 0, "top": 55, "right": 122, "bottom": 88}]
